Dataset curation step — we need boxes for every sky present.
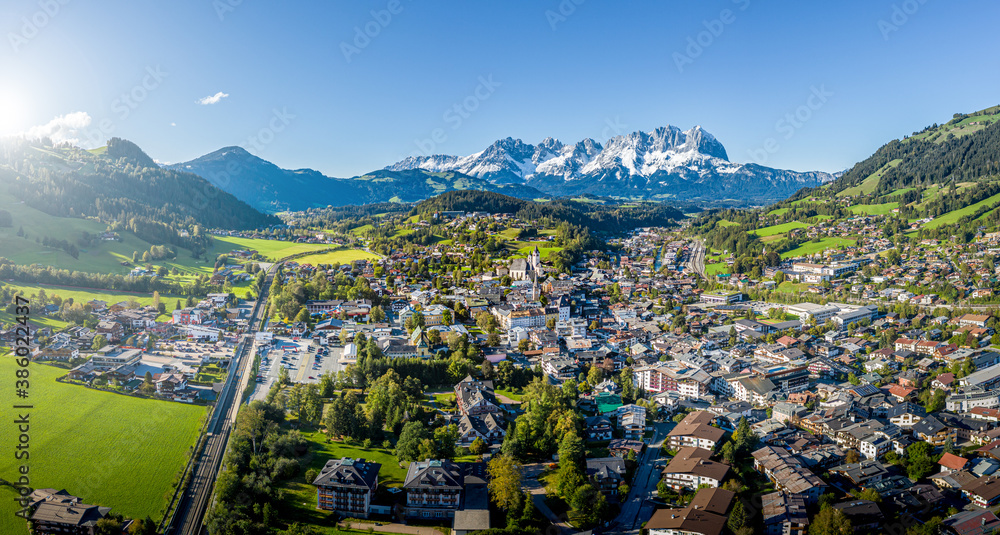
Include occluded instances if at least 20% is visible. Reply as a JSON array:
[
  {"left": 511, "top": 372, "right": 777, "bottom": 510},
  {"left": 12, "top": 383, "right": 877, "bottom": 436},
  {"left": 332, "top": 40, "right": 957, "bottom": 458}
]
[{"left": 2, "top": 0, "right": 998, "bottom": 177}]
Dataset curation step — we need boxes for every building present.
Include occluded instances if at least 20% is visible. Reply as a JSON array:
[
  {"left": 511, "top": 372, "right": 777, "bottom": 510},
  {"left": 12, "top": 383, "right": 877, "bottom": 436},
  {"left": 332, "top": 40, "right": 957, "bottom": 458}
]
[
  {"left": 660, "top": 447, "right": 730, "bottom": 490},
  {"left": 752, "top": 446, "right": 828, "bottom": 503},
  {"left": 312, "top": 458, "right": 380, "bottom": 517},
  {"left": 454, "top": 376, "right": 501, "bottom": 416},
  {"left": 509, "top": 246, "right": 542, "bottom": 281},
  {"left": 761, "top": 492, "right": 809, "bottom": 535},
  {"left": 403, "top": 460, "right": 485, "bottom": 520},
  {"left": 667, "top": 411, "right": 726, "bottom": 451},
  {"left": 646, "top": 487, "right": 734, "bottom": 535},
  {"left": 28, "top": 489, "right": 112, "bottom": 535},
  {"left": 90, "top": 346, "right": 142, "bottom": 369},
  {"left": 700, "top": 291, "right": 742, "bottom": 305},
  {"left": 785, "top": 302, "right": 840, "bottom": 324},
  {"left": 586, "top": 457, "right": 627, "bottom": 495},
  {"left": 172, "top": 307, "right": 205, "bottom": 325}
]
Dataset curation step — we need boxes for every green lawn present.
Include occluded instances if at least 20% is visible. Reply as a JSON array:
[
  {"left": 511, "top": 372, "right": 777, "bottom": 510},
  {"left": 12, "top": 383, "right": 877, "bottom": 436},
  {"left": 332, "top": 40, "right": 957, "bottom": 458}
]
[
  {"left": 0, "top": 360, "right": 205, "bottom": 534},
  {"left": 767, "top": 208, "right": 789, "bottom": 217},
  {"left": 294, "top": 248, "right": 381, "bottom": 266},
  {"left": 753, "top": 221, "right": 809, "bottom": 237},
  {"left": 512, "top": 244, "right": 564, "bottom": 259},
  {"left": 496, "top": 388, "right": 524, "bottom": 401},
  {"left": 705, "top": 263, "right": 729, "bottom": 276},
  {"left": 836, "top": 159, "right": 902, "bottom": 197},
  {"left": 0, "top": 281, "right": 186, "bottom": 330},
  {"left": 716, "top": 220, "right": 741, "bottom": 227},
  {"left": 847, "top": 202, "right": 899, "bottom": 215},
  {"left": 925, "top": 192, "right": 1000, "bottom": 229},
  {"left": 780, "top": 237, "right": 856, "bottom": 259}
]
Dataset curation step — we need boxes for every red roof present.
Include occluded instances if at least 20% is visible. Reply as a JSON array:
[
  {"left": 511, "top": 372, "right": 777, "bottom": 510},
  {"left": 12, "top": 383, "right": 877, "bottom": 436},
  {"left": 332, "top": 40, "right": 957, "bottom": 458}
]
[{"left": 939, "top": 452, "right": 968, "bottom": 471}]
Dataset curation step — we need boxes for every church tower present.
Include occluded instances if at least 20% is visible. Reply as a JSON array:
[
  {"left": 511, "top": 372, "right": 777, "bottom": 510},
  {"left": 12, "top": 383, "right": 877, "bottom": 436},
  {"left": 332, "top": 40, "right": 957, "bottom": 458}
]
[{"left": 530, "top": 245, "right": 541, "bottom": 275}]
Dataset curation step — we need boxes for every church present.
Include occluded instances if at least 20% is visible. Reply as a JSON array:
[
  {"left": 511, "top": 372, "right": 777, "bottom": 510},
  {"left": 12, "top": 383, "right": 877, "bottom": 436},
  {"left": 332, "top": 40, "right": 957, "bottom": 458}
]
[{"left": 509, "top": 246, "right": 542, "bottom": 281}]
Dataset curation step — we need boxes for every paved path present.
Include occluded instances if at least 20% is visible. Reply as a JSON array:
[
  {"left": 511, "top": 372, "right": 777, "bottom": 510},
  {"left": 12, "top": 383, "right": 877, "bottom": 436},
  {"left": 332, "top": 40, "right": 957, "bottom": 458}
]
[
  {"left": 523, "top": 463, "right": 575, "bottom": 535},
  {"left": 342, "top": 521, "right": 446, "bottom": 535},
  {"left": 612, "top": 422, "right": 672, "bottom": 532}
]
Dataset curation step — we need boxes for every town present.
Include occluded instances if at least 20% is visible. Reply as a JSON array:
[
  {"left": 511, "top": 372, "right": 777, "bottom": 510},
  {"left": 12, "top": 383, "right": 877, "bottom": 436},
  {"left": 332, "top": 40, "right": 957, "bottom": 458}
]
[{"left": 11, "top": 200, "right": 1000, "bottom": 535}]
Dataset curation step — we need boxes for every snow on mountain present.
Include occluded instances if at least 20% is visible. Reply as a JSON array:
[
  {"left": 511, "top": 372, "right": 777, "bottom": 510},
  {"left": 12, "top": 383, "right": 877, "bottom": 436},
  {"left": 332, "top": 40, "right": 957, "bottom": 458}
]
[{"left": 385, "top": 125, "right": 831, "bottom": 202}]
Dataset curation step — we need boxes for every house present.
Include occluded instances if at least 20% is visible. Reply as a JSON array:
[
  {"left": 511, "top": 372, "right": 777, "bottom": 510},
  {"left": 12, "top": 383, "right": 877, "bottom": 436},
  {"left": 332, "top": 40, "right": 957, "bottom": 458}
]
[
  {"left": 761, "top": 491, "right": 809, "bottom": 535},
  {"left": 456, "top": 413, "right": 506, "bottom": 446},
  {"left": 832, "top": 500, "right": 882, "bottom": 530},
  {"left": 153, "top": 373, "right": 187, "bottom": 394},
  {"left": 660, "top": 447, "right": 730, "bottom": 490},
  {"left": 95, "top": 320, "right": 124, "bottom": 343},
  {"left": 942, "top": 510, "right": 1000, "bottom": 535},
  {"left": 586, "top": 457, "right": 627, "bottom": 495},
  {"left": 312, "top": 458, "right": 380, "bottom": 517},
  {"left": 667, "top": 411, "right": 726, "bottom": 451},
  {"left": 28, "top": 489, "right": 112, "bottom": 535},
  {"left": 828, "top": 460, "right": 889, "bottom": 488},
  {"left": 962, "top": 475, "right": 1000, "bottom": 508},
  {"left": 454, "top": 376, "right": 501, "bottom": 416},
  {"left": 752, "top": 446, "right": 828, "bottom": 503},
  {"left": 646, "top": 487, "right": 734, "bottom": 535},
  {"left": 584, "top": 415, "right": 613, "bottom": 441},
  {"left": 402, "top": 459, "right": 485, "bottom": 520}
]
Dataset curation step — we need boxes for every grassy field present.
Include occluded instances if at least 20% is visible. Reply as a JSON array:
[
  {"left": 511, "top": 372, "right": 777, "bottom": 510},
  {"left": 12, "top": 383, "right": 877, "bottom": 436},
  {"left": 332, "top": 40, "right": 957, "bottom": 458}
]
[
  {"left": 716, "top": 220, "right": 741, "bottom": 227},
  {"left": 295, "top": 248, "right": 381, "bottom": 266},
  {"left": 705, "top": 263, "right": 729, "bottom": 276},
  {"left": 780, "top": 237, "right": 856, "bottom": 259},
  {"left": 0, "top": 360, "right": 205, "bottom": 534},
  {"left": 753, "top": 221, "right": 809, "bottom": 237},
  {"left": 212, "top": 237, "right": 332, "bottom": 261},
  {"left": 767, "top": 208, "right": 790, "bottom": 217},
  {"left": 836, "top": 159, "right": 902, "bottom": 197},
  {"left": 513, "top": 244, "right": 564, "bottom": 259},
  {"left": 847, "top": 202, "right": 899, "bottom": 215},
  {"left": 925, "top": 192, "right": 1000, "bottom": 229}
]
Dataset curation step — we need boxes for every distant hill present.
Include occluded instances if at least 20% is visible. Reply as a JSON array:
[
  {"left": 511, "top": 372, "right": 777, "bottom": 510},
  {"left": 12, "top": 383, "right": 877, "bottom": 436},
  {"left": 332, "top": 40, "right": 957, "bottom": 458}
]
[
  {"left": 168, "top": 147, "right": 545, "bottom": 213},
  {"left": 0, "top": 139, "right": 279, "bottom": 252}
]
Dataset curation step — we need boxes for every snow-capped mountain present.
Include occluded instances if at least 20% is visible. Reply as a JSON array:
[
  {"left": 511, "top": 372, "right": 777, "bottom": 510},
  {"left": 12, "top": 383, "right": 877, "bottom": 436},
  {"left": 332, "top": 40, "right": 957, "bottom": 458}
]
[{"left": 386, "top": 125, "right": 834, "bottom": 203}]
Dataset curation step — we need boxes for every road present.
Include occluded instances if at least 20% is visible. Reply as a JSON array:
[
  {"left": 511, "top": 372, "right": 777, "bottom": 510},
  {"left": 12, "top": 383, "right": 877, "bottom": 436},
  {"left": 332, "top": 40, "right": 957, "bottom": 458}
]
[
  {"left": 611, "top": 422, "right": 671, "bottom": 533},
  {"left": 522, "top": 463, "right": 575, "bottom": 535},
  {"left": 167, "top": 267, "right": 274, "bottom": 535},
  {"left": 686, "top": 239, "right": 706, "bottom": 278}
]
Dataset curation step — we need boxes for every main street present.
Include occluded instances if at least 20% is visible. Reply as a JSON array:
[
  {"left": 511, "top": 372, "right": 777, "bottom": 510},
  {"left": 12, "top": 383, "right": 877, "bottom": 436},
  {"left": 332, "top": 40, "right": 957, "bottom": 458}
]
[
  {"left": 611, "top": 421, "right": 671, "bottom": 533},
  {"left": 168, "top": 267, "right": 274, "bottom": 535}
]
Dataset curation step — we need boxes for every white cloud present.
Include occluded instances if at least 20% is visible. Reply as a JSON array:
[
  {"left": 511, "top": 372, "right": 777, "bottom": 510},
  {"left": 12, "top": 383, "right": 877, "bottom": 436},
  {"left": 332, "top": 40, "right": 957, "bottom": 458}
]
[
  {"left": 22, "top": 112, "right": 92, "bottom": 145},
  {"left": 197, "top": 91, "right": 229, "bottom": 105},
  {"left": 171, "top": 122, "right": 177, "bottom": 127}
]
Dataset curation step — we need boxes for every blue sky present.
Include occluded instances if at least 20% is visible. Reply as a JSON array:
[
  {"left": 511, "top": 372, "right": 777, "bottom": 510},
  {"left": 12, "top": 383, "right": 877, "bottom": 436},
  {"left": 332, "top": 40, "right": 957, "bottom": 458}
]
[{"left": 2, "top": 0, "right": 998, "bottom": 176}]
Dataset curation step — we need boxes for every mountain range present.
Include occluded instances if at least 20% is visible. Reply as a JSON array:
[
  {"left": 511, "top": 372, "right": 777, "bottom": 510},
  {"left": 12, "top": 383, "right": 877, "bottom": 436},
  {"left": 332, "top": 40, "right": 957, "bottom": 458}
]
[{"left": 169, "top": 125, "right": 835, "bottom": 213}]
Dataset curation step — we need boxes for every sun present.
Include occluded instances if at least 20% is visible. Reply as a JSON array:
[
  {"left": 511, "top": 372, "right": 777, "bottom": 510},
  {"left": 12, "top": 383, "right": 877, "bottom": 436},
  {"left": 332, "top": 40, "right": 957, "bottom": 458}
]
[{"left": 0, "top": 87, "right": 34, "bottom": 136}]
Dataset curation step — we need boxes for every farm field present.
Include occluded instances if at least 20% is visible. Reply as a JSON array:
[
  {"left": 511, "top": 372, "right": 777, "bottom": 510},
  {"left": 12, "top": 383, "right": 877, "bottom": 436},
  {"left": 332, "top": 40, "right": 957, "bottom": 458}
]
[
  {"left": 0, "top": 359, "right": 205, "bottom": 534},
  {"left": 294, "top": 248, "right": 381, "bottom": 265},
  {"left": 847, "top": 202, "right": 899, "bottom": 215},
  {"left": 0, "top": 282, "right": 186, "bottom": 327},
  {"left": 753, "top": 221, "right": 809, "bottom": 237},
  {"left": 925, "top": 192, "right": 1000, "bottom": 229},
  {"left": 211, "top": 236, "right": 332, "bottom": 260},
  {"left": 716, "top": 220, "right": 741, "bottom": 227},
  {"left": 705, "top": 262, "right": 729, "bottom": 276},
  {"left": 767, "top": 208, "right": 789, "bottom": 217},
  {"left": 513, "top": 244, "right": 564, "bottom": 259},
  {"left": 780, "top": 237, "right": 856, "bottom": 259}
]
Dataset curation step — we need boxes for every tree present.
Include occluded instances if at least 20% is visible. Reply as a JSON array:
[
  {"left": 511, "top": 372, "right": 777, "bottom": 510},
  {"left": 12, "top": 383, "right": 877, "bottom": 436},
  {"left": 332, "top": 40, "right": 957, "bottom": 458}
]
[
  {"left": 128, "top": 516, "right": 157, "bottom": 535},
  {"left": 486, "top": 332, "right": 501, "bottom": 347},
  {"left": 92, "top": 334, "right": 108, "bottom": 350},
  {"left": 470, "top": 436, "right": 489, "bottom": 455},
  {"left": 728, "top": 500, "right": 748, "bottom": 533},
  {"left": 96, "top": 518, "right": 124, "bottom": 535},
  {"left": 370, "top": 305, "right": 386, "bottom": 323},
  {"left": 487, "top": 454, "right": 523, "bottom": 511},
  {"left": 844, "top": 449, "right": 861, "bottom": 464},
  {"left": 587, "top": 365, "right": 604, "bottom": 385},
  {"left": 518, "top": 338, "right": 531, "bottom": 353},
  {"left": 809, "top": 505, "right": 852, "bottom": 535},
  {"left": 396, "top": 421, "right": 430, "bottom": 462}
]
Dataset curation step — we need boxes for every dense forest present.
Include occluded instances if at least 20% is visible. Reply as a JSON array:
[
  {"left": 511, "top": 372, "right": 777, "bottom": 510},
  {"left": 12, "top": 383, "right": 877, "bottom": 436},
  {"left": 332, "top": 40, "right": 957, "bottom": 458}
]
[{"left": 413, "top": 190, "right": 686, "bottom": 234}]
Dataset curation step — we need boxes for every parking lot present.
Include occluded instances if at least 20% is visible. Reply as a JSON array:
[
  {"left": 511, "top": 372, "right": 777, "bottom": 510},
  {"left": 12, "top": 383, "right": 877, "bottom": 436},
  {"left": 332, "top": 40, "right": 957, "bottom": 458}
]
[{"left": 250, "top": 336, "right": 346, "bottom": 401}]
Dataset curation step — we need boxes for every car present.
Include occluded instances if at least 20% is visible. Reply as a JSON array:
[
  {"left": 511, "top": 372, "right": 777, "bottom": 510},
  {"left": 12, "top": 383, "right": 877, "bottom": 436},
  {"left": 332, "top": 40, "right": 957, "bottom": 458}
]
[{"left": 308, "top": 376, "right": 314, "bottom": 380}]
